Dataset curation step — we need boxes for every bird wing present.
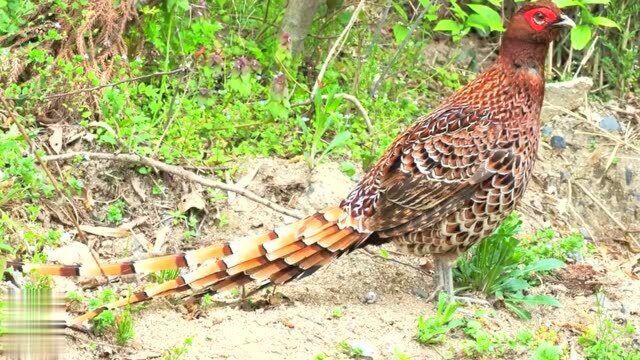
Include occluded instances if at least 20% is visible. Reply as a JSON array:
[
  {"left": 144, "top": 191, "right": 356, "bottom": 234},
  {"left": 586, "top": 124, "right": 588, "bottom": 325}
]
[{"left": 341, "top": 105, "right": 515, "bottom": 236}]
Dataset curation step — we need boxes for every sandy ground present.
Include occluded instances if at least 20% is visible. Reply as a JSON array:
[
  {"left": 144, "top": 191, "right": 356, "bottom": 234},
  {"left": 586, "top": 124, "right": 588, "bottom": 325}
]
[
  {"left": 39, "top": 155, "right": 640, "bottom": 360},
  {"left": 2, "top": 85, "right": 640, "bottom": 359}
]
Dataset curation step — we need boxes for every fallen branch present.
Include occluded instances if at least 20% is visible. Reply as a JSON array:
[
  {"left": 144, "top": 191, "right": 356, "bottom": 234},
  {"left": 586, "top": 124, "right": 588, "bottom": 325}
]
[
  {"left": 293, "top": 92, "right": 374, "bottom": 133},
  {"left": 43, "top": 152, "right": 303, "bottom": 219},
  {"left": 310, "top": 0, "right": 365, "bottom": 100}
]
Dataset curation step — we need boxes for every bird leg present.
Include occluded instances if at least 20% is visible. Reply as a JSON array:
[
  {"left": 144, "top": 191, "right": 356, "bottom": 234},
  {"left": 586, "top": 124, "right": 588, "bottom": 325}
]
[
  {"left": 432, "top": 253, "right": 491, "bottom": 306},
  {"left": 434, "top": 253, "right": 456, "bottom": 298}
]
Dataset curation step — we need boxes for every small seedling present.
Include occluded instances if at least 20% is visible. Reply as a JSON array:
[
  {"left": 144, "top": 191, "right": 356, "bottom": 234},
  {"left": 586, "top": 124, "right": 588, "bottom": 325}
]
[
  {"left": 106, "top": 199, "right": 126, "bottom": 224},
  {"left": 115, "top": 308, "right": 135, "bottom": 345},
  {"left": 338, "top": 341, "right": 365, "bottom": 358},
  {"left": 416, "top": 293, "right": 463, "bottom": 345},
  {"left": 531, "top": 341, "right": 562, "bottom": 360},
  {"left": 150, "top": 269, "right": 180, "bottom": 283},
  {"left": 331, "top": 307, "right": 344, "bottom": 319},
  {"left": 163, "top": 337, "right": 193, "bottom": 360}
]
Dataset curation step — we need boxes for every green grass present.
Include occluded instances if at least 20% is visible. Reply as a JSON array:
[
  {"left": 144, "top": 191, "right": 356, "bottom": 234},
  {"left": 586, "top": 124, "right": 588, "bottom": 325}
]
[
  {"left": 115, "top": 307, "right": 135, "bottom": 346},
  {"left": 454, "top": 213, "right": 582, "bottom": 319},
  {"left": 162, "top": 337, "right": 193, "bottom": 360},
  {"left": 578, "top": 293, "right": 640, "bottom": 360},
  {"left": 416, "top": 293, "right": 464, "bottom": 345}
]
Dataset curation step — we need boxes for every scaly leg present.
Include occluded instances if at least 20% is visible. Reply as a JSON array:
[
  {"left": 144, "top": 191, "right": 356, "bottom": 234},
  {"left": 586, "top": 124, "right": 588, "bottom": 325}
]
[{"left": 434, "top": 253, "right": 455, "bottom": 298}]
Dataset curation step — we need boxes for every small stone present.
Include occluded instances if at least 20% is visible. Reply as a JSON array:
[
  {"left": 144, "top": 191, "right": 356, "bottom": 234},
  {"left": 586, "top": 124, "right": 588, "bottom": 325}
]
[
  {"left": 541, "top": 125, "right": 553, "bottom": 137},
  {"left": 550, "top": 135, "right": 567, "bottom": 150},
  {"left": 362, "top": 291, "right": 377, "bottom": 304},
  {"left": 599, "top": 115, "right": 622, "bottom": 132},
  {"left": 625, "top": 167, "right": 633, "bottom": 186},
  {"left": 412, "top": 288, "right": 431, "bottom": 300}
]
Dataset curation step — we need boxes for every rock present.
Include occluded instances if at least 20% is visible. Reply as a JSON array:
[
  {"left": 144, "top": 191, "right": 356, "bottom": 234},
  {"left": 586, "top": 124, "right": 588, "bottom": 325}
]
[
  {"left": 542, "top": 77, "right": 593, "bottom": 121},
  {"left": 541, "top": 125, "right": 553, "bottom": 137},
  {"left": 362, "top": 291, "right": 378, "bottom": 304},
  {"left": 550, "top": 135, "right": 567, "bottom": 150},
  {"left": 412, "top": 288, "right": 432, "bottom": 300},
  {"left": 626, "top": 167, "right": 633, "bottom": 186},
  {"left": 599, "top": 115, "right": 622, "bottom": 132}
]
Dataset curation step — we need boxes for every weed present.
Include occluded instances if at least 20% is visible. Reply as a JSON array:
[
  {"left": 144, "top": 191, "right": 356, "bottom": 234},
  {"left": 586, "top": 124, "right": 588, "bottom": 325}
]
[
  {"left": 201, "top": 293, "right": 214, "bottom": 310},
  {"left": 393, "top": 348, "right": 412, "bottom": 360},
  {"left": 454, "top": 213, "right": 564, "bottom": 319},
  {"left": 531, "top": 341, "right": 563, "bottom": 360},
  {"left": 150, "top": 269, "right": 180, "bottom": 283},
  {"left": 416, "top": 293, "right": 463, "bottom": 345},
  {"left": 162, "top": 337, "right": 193, "bottom": 360},
  {"left": 88, "top": 289, "right": 117, "bottom": 334},
  {"left": 115, "top": 308, "right": 135, "bottom": 345},
  {"left": 578, "top": 293, "right": 640, "bottom": 359},
  {"left": 338, "top": 341, "right": 365, "bottom": 358},
  {"left": 331, "top": 307, "right": 344, "bottom": 319},
  {"left": 105, "top": 199, "right": 126, "bottom": 224}
]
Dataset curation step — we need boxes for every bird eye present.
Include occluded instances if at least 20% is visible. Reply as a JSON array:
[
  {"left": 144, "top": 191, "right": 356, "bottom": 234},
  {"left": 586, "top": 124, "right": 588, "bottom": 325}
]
[{"left": 533, "top": 12, "right": 546, "bottom": 25}]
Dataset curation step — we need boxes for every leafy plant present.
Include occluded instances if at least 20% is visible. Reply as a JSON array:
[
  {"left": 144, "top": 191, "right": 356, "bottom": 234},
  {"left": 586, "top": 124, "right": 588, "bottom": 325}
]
[
  {"left": 115, "top": 307, "right": 135, "bottom": 345},
  {"left": 454, "top": 213, "right": 564, "bottom": 319},
  {"left": 434, "top": 0, "right": 505, "bottom": 42},
  {"left": 338, "top": 341, "right": 365, "bottom": 358},
  {"left": 105, "top": 199, "right": 126, "bottom": 224},
  {"left": 555, "top": 0, "right": 620, "bottom": 50},
  {"left": 300, "top": 93, "right": 352, "bottom": 169},
  {"left": 416, "top": 293, "right": 464, "bottom": 345},
  {"left": 578, "top": 293, "right": 640, "bottom": 359},
  {"left": 150, "top": 269, "right": 180, "bottom": 283},
  {"left": 163, "top": 337, "right": 193, "bottom": 360}
]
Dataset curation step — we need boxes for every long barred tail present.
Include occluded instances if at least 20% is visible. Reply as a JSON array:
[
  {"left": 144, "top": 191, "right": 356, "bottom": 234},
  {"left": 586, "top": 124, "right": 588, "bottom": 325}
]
[{"left": 9, "top": 206, "right": 370, "bottom": 326}]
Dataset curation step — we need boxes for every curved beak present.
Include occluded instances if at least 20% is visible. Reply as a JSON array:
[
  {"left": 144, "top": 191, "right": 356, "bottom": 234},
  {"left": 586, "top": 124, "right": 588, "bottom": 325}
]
[{"left": 553, "top": 14, "right": 576, "bottom": 28}]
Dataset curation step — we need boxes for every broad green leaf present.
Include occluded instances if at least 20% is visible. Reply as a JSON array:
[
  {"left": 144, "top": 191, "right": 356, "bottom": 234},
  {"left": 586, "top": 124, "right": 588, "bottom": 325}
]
[
  {"left": 570, "top": 24, "right": 592, "bottom": 50},
  {"left": 502, "top": 278, "right": 530, "bottom": 292},
  {"left": 553, "top": 0, "right": 579, "bottom": 7},
  {"left": 505, "top": 302, "right": 531, "bottom": 320},
  {"left": 523, "top": 258, "right": 565, "bottom": 274},
  {"left": 392, "top": 2, "right": 409, "bottom": 22},
  {"left": 584, "top": 0, "right": 610, "bottom": 4},
  {"left": 467, "top": 14, "right": 490, "bottom": 32},
  {"left": 519, "top": 294, "right": 561, "bottom": 307},
  {"left": 433, "top": 19, "right": 462, "bottom": 33},
  {"left": 323, "top": 131, "right": 351, "bottom": 155},
  {"left": 591, "top": 16, "right": 620, "bottom": 29},
  {"left": 392, "top": 24, "right": 410, "bottom": 44},
  {"left": 468, "top": 4, "right": 505, "bottom": 32},
  {"left": 0, "top": 242, "right": 14, "bottom": 253}
]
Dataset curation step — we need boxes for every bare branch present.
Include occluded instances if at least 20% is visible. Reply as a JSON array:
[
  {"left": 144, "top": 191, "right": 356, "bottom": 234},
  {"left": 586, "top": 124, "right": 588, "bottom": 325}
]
[
  {"left": 43, "top": 152, "right": 303, "bottom": 219},
  {"left": 310, "top": 0, "right": 366, "bottom": 100}
]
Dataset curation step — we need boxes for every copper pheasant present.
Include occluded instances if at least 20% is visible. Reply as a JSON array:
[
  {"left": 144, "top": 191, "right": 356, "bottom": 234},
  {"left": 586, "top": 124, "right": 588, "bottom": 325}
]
[{"left": 10, "top": 1, "right": 574, "bottom": 326}]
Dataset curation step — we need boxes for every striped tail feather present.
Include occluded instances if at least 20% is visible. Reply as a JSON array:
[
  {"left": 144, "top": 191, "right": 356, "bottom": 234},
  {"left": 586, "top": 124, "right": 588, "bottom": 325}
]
[{"left": 17, "top": 206, "right": 370, "bottom": 326}]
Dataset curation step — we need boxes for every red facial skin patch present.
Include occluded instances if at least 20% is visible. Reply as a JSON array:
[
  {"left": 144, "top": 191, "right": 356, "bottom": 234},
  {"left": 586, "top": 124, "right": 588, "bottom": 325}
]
[{"left": 523, "top": 7, "right": 559, "bottom": 32}]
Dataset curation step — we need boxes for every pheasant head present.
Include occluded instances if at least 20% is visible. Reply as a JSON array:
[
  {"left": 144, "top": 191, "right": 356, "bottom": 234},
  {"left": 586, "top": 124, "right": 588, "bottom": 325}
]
[{"left": 500, "top": 0, "right": 575, "bottom": 70}]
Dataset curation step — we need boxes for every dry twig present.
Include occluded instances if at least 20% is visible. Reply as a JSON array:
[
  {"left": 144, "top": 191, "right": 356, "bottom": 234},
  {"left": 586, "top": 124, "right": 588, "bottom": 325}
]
[
  {"left": 43, "top": 151, "right": 303, "bottom": 219},
  {"left": 310, "top": 0, "right": 365, "bottom": 100}
]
